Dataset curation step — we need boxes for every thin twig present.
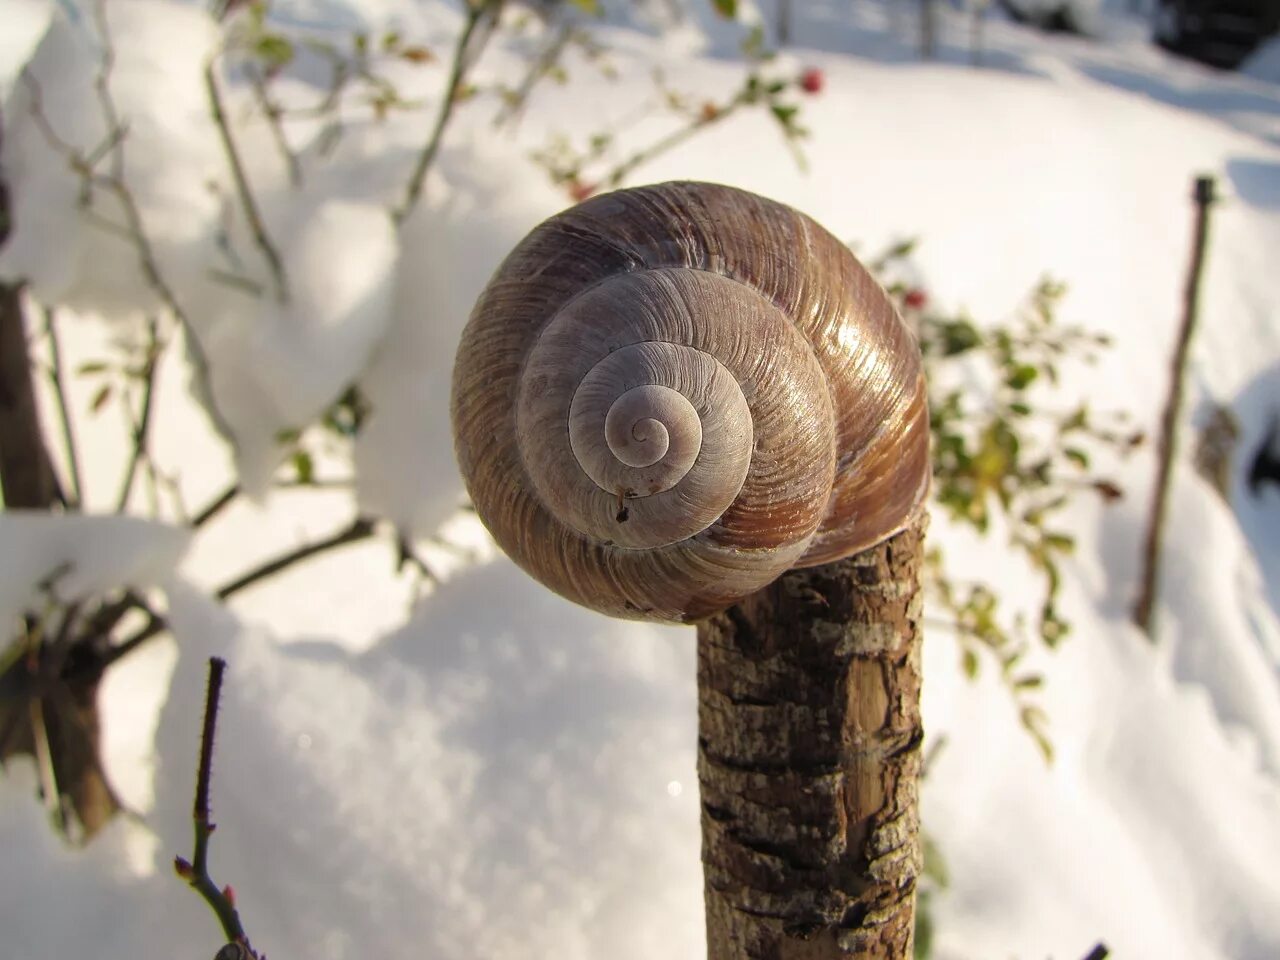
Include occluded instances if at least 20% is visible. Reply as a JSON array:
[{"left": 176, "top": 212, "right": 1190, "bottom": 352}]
[
  {"left": 115, "top": 314, "right": 162, "bottom": 512},
  {"left": 205, "top": 61, "right": 289, "bottom": 301},
  {"left": 192, "top": 483, "right": 241, "bottom": 528},
  {"left": 394, "top": 0, "right": 500, "bottom": 225},
  {"left": 602, "top": 91, "right": 743, "bottom": 188},
  {"left": 90, "top": 0, "right": 124, "bottom": 180},
  {"left": 174, "top": 657, "right": 258, "bottom": 955},
  {"left": 93, "top": 607, "right": 166, "bottom": 675},
  {"left": 395, "top": 533, "right": 439, "bottom": 584},
  {"left": 42, "top": 306, "right": 83, "bottom": 508},
  {"left": 215, "top": 516, "right": 377, "bottom": 600},
  {"left": 247, "top": 66, "right": 302, "bottom": 188},
  {"left": 1133, "top": 176, "right": 1216, "bottom": 637},
  {"left": 493, "top": 22, "right": 574, "bottom": 131},
  {"left": 194, "top": 658, "right": 222, "bottom": 826},
  {"left": 95, "top": 517, "right": 378, "bottom": 671}
]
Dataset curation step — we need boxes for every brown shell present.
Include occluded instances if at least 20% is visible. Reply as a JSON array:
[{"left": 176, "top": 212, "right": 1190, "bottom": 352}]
[{"left": 451, "top": 181, "right": 930, "bottom": 623}]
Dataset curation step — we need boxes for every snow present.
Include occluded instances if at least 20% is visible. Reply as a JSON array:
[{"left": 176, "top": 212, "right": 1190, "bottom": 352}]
[
  {"left": 354, "top": 143, "right": 564, "bottom": 536},
  {"left": 2, "top": 1, "right": 1280, "bottom": 959},
  {"left": 0, "top": 1, "right": 224, "bottom": 317},
  {"left": 0, "top": 512, "right": 189, "bottom": 627},
  {"left": 203, "top": 199, "right": 400, "bottom": 491}
]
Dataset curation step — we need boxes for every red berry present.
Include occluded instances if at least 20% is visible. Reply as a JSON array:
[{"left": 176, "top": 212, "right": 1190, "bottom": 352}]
[
  {"left": 904, "top": 288, "right": 927, "bottom": 309},
  {"left": 568, "top": 180, "right": 597, "bottom": 203},
  {"left": 800, "top": 68, "right": 824, "bottom": 95}
]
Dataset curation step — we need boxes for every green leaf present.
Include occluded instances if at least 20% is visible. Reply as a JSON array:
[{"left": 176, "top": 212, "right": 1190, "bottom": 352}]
[
  {"left": 76, "top": 361, "right": 109, "bottom": 376},
  {"left": 89, "top": 383, "right": 112, "bottom": 414},
  {"left": 1064, "top": 447, "right": 1090, "bottom": 469},
  {"left": 938, "top": 319, "right": 981, "bottom": 356},
  {"left": 255, "top": 33, "right": 295, "bottom": 69},
  {"left": 1006, "top": 363, "right": 1039, "bottom": 390},
  {"left": 885, "top": 237, "right": 918, "bottom": 260},
  {"left": 1044, "top": 532, "right": 1075, "bottom": 553},
  {"left": 921, "top": 833, "right": 951, "bottom": 888},
  {"left": 711, "top": 0, "right": 738, "bottom": 18},
  {"left": 292, "top": 450, "right": 314, "bottom": 485},
  {"left": 568, "top": 0, "right": 603, "bottom": 12},
  {"left": 961, "top": 647, "right": 979, "bottom": 679},
  {"left": 770, "top": 103, "right": 798, "bottom": 127}
]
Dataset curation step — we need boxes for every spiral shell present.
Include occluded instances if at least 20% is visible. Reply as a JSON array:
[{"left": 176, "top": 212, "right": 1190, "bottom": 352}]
[{"left": 451, "top": 182, "right": 929, "bottom": 622}]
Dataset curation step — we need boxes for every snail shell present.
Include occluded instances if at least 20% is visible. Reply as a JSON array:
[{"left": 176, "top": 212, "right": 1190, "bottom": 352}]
[{"left": 451, "top": 181, "right": 929, "bottom": 623}]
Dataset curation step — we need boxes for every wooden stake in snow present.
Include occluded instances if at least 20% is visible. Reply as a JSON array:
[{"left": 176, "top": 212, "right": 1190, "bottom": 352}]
[
  {"left": 698, "top": 517, "right": 925, "bottom": 958},
  {"left": 1133, "top": 175, "right": 1217, "bottom": 637}
]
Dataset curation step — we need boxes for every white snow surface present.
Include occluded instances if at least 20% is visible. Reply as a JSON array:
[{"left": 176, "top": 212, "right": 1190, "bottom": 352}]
[
  {"left": 0, "top": 1, "right": 224, "bottom": 317},
  {"left": 2, "top": 1, "right": 1280, "bottom": 959},
  {"left": 0, "top": 512, "right": 189, "bottom": 627}
]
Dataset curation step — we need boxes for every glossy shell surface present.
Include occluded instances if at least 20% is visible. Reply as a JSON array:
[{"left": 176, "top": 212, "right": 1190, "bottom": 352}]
[{"left": 451, "top": 181, "right": 929, "bottom": 622}]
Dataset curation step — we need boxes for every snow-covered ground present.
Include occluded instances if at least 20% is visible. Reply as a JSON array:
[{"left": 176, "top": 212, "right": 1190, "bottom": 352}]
[{"left": 3, "top": 1, "right": 1280, "bottom": 958}]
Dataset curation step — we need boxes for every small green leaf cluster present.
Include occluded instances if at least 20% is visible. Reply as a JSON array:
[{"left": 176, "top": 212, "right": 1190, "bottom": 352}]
[{"left": 872, "top": 241, "right": 1136, "bottom": 761}]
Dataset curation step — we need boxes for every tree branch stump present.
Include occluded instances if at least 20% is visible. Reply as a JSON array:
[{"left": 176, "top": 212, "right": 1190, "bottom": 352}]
[{"left": 697, "top": 516, "right": 925, "bottom": 959}]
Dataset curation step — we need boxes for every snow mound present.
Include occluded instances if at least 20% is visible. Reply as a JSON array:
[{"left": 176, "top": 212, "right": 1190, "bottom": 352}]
[
  {"left": 1241, "top": 37, "right": 1280, "bottom": 84},
  {"left": 354, "top": 141, "right": 563, "bottom": 537},
  {"left": 202, "top": 199, "right": 399, "bottom": 492}
]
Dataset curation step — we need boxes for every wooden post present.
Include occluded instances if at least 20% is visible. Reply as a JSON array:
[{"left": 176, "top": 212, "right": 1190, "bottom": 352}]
[
  {"left": 698, "top": 516, "right": 925, "bottom": 959},
  {"left": 1133, "top": 175, "right": 1216, "bottom": 637}
]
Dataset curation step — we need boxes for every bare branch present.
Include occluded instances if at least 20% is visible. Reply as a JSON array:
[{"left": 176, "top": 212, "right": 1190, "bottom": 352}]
[
  {"left": 192, "top": 483, "right": 241, "bottom": 528},
  {"left": 174, "top": 656, "right": 260, "bottom": 956},
  {"left": 205, "top": 61, "right": 289, "bottom": 301},
  {"left": 247, "top": 67, "right": 301, "bottom": 188},
  {"left": 394, "top": 0, "right": 501, "bottom": 226},
  {"left": 602, "top": 91, "right": 743, "bottom": 189},
  {"left": 41, "top": 307, "right": 84, "bottom": 509},
  {"left": 215, "top": 516, "right": 376, "bottom": 600},
  {"left": 493, "top": 22, "right": 574, "bottom": 131},
  {"left": 115, "top": 314, "right": 163, "bottom": 512}
]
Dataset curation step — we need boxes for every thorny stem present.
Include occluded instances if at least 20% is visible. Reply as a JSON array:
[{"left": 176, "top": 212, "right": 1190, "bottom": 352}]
[
  {"left": 43, "top": 306, "right": 83, "bottom": 509},
  {"left": 176, "top": 656, "right": 258, "bottom": 954},
  {"left": 205, "top": 61, "right": 289, "bottom": 301},
  {"left": 115, "top": 314, "right": 163, "bottom": 512},
  {"left": 394, "top": 0, "right": 501, "bottom": 226},
  {"left": 193, "top": 658, "right": 222, "bottom": 826}
]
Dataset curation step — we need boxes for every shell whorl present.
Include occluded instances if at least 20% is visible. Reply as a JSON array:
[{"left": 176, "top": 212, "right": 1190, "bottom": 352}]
[{"left": 451, "top": 181, "right": 930, "bottom": 622}]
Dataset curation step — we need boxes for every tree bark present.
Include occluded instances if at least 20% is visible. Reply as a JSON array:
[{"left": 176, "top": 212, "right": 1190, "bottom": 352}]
[
  {"left": 0, "top": 109, "right": 61, "bottom": 510},
  {"left": 698, "top": 515, "right": 925, "bottom": 959},
  {"left": 0, "top": 280, "right": 60, "bottom": 510}
]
